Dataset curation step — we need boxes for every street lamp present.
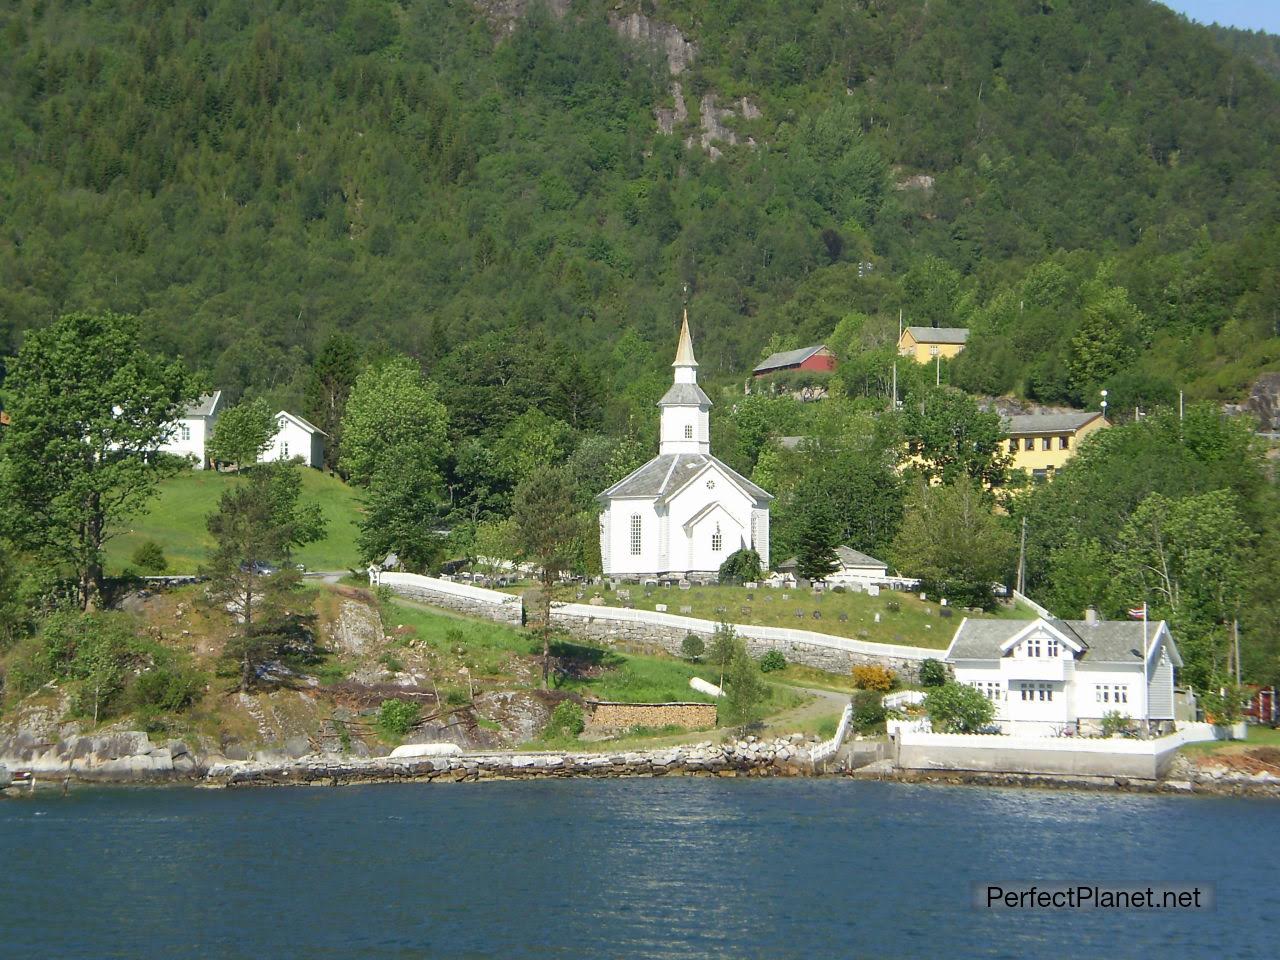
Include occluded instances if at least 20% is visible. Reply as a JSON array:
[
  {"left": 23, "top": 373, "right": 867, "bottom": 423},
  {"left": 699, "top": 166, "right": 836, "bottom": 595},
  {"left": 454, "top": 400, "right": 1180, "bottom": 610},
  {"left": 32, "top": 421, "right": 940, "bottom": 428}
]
[{"left": 1100, "top": 388, "right": 1108, "bottom": 420}]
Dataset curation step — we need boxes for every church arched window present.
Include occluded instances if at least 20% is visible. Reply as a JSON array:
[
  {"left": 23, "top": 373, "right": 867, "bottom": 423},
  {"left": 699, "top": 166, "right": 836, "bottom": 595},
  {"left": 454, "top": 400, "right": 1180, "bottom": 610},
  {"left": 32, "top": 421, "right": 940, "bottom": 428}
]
[
  {"left": 711, "top": 526, "right": 723, "bottom": 553},
  {"left": 630, "top": 515, "right": 642, "bottom": 556}
]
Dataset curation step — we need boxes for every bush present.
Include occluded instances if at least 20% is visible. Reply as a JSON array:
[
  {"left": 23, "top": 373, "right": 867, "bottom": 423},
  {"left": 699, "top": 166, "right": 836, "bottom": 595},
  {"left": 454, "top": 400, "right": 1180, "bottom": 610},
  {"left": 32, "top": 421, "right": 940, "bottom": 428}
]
[
  {"left": 547, "top": 700, "right": 585, "bottom": 737},
  {"left": 758, "top": 650, "right": 787, "bottom": 673},
  {"left": 851, "top": 689, "right": 887, "bottom": 732},
  {"left": 130, "top": 540, "right": 167, "bottom": 575},
  {"left": 851, "top": 664, "right": 896, "bottom": 692},
  {"left": 681, "top": 634, "right": 705, "bottom": 662},
  {"left": 1201, "top": 681, "right": 1249, "bottom": 723},
  {"left": 128, "top": 665, "right": 205, "bottom": 713},
  {"left": 718, "top": 548, "right": 763, "bottom": 584},
  {"left": 924, "top": 682, "right": 995, "bottom": 733},
  {"left": 722, "top": 646, "right": 768, "bottom": 727},
  {"left": 918, "top": 658, "right": 949, "bottom": 688},
  {"left": 1100, "top": 710, "right": 1132, "bottom": 738},
  {"left": 377, "top": 698, "right": 420, "bottom": 738}
]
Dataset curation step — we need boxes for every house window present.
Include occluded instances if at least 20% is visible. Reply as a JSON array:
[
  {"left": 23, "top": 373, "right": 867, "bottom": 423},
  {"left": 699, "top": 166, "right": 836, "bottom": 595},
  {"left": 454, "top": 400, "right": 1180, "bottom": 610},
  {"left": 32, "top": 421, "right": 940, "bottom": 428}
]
[
  {"left": 179, "top": 423, "right": 191, "bottom": 442},
  {"left": 929, "top": 345, "right": 940, "bottom": 357},
  {"left": 1026, "top": 638, "right": 1042, "bottom": 658},
  {"left": 1096, "top": 685, "right": 1110, "bottom": 703},
  {"left": 1008, "top": 439, "right": 1018, "bottom": 453},
  {"left": 281, "top": 441, "right": 289, "bottom": 459},
  {"left": 1024, "top": 437, "right": 1035, "bottom": 451},
  {"left": 1020, "top": 683, "right": 1033, "bottom": 701},
  {"left": 1059, "top": 435, "right": 1070, "bottom": 450},
  {"left": 1046, "top": 639, "right": 1059, "bottom": 658},
  {"left": 1038, "top": 683, "right": 1053, "bottom": 701},
  {"left": 1041, "top": 437, "right": 1052, "bottom": 451},
  {"left": 684, "top": 424, "right": 693, "bottom": 439},
  {"left": 1032, "top": 469, "right": 1048, "bottom": 482},
  {"left": 711, "top": 528, "right": 723, "bottom": 552},
  {"left": 629, "top": 515, "right": 642, "bottom": 556}
]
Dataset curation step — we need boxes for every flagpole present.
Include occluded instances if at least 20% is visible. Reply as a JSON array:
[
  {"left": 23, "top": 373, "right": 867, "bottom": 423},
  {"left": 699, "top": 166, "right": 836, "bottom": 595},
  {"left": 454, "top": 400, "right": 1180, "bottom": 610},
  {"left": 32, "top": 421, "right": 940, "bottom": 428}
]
[{"left": 1142, "top": 603, "right": 1149, "bottom": 729}]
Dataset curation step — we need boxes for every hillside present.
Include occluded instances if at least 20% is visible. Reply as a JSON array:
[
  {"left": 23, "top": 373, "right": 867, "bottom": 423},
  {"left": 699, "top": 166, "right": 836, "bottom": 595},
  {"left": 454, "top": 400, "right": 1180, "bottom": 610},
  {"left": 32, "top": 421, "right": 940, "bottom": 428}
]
[
  {"left": 105, "top": 468, "right": 364, "bottom": 574},
  {"left": 1, "top": 0, "right": 1278, "bottom": 413}
]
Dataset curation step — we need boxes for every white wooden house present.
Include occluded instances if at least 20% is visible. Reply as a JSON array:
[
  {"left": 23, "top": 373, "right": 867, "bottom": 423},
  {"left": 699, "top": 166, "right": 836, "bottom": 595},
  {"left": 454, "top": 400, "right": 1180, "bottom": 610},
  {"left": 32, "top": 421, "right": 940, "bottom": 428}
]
[
  {"left": 774, "top": 546, "right": 889, "bottom": 585},
  {"left": 260, "top": 410, "right": 326, "bottom": 468},
  {"left": 597, "top": 312, "right": 772, "bottom": 581},
  {"left": 159, "top": 391, "right": 222, "bottom": 469},
  {"left": 944, "top": 613, "right": 1182, "bottom": 737}
]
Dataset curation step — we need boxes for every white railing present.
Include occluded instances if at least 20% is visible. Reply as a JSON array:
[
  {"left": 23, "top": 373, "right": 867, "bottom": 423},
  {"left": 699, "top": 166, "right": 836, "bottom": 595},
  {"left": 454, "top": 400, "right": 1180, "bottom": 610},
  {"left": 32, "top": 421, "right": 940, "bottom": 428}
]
[
  {"left": 811, "top": 703, "right": 854, "bottom": 764},
  {"left": 377, "top": 571, "right": 522, "bottom": 608},
  {"left": 1011, "top": 589, "right": 1053, "bottom": 619}
]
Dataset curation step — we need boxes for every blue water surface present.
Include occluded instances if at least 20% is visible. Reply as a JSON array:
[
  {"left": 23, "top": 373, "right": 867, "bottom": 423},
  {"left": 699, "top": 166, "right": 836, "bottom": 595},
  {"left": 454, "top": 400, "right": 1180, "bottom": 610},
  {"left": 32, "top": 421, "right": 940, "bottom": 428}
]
[{"left": 1, "top": 778, "right": 1275, "bottom": 959}]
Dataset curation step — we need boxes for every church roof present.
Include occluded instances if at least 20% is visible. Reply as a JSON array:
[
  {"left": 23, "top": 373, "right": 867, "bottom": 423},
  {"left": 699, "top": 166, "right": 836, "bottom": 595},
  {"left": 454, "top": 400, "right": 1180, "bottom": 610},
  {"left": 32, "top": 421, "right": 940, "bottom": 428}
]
[
  {"left": 598, "top": 453, "right": 771, "bottom": 504},
  {"left": 658, "top": 382, "right": 712, "bottom": 406},
  {"left": 672, "top": 310, "right": 697, "bottom": 366}
]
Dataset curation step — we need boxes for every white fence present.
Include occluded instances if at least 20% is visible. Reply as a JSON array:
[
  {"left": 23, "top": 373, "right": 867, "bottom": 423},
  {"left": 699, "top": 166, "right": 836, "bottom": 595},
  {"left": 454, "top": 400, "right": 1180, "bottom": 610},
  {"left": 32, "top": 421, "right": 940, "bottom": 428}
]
[
  {"left": 893, "top": 721, "right": 1242, "bottom": 779},
  {"left": 375, "top": 571, "right": 523, "bottom": 624},
  {"left": 1011, "top": 589, "right": 1053, "bottom": 619},
  {"left": 811, "top": 703, "right": 855, "bottom": 765}
]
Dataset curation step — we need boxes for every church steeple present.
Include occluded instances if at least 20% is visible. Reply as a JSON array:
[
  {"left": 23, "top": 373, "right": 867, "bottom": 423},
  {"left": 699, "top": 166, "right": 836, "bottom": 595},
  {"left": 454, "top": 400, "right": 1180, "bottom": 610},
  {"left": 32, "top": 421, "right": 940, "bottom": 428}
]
[{"left": 658, "top": 309, "right": 711, "bottom": 455}]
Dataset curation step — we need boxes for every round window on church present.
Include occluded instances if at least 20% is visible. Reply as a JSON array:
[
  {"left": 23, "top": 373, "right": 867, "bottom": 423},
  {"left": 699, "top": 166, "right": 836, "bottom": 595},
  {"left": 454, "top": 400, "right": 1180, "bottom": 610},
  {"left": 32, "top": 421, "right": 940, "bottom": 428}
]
[{"left": 706, "top": 480, "right": 716, "bottom": 490}]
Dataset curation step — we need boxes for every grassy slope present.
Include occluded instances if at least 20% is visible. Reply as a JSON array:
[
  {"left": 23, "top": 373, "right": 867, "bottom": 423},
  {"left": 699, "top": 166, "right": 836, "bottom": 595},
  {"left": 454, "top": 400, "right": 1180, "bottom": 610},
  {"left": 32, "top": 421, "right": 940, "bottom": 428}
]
[
  {"left": 552, "top": 584, "right": 1034, "bottom": 650},
  {"left": 106, "top": 469, "right": 363, "bottom": 574}
]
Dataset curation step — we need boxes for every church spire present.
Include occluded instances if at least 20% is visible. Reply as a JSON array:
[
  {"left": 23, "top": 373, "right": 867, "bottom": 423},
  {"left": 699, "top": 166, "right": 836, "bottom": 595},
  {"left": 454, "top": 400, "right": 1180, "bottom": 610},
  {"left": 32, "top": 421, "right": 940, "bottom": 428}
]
[{"left": 672, "top": 308, "right": 697, "bottom": 367}]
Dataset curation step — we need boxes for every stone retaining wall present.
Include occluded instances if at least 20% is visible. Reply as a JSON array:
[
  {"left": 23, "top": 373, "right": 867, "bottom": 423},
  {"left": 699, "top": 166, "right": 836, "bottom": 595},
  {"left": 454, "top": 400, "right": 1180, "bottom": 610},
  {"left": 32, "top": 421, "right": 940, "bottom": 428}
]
[
  {"left": 551, "top": 605, "right": 929, "bottom": 680},
  {"left": 205, "top": 737, "right": 818, "bottom": 787},
  {"left": 377, "top": 572, "right": 523, "bottom": 625},
  {"left": 585, "top": 701, "right": 717, "bottom": 731}
]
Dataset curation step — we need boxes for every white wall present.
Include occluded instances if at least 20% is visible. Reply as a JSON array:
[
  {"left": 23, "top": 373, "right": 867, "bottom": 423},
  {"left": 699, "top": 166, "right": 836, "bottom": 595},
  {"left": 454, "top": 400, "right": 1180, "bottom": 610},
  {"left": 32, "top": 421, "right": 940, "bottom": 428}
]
[
  {"left": 665, "top": 464, "right": 756, "bottom": 574},
  {"left": 261, "top": 416, "right": 323, "bottom": 468},
  {"left": 158, "top": 415, "right": 211, "bottom": 467},
  {"left": 602, "top": 498, "right": 660, "bottom": 577}
]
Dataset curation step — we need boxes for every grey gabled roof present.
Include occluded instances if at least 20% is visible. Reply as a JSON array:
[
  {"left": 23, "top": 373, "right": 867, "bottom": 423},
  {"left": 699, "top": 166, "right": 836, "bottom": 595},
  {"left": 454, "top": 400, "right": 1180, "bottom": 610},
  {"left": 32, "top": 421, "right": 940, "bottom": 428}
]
[
  {"left": 184, "top": 391, "right": 222, "bottom": 418},
  {"left": 598, "top": 453, "right": 772, "bottom": 504},
  {"left": 835, "top": 546, "right": 886, "bottom": 569},
  {"left": 277, "top": 410, "right": 328, "bottom": 437},
  {"left": 658, "top": 382, "right": 712, "bottom": 407},
  {"left": 947, "top": 617, "right": 1179, "bottom": 666},
  {"left": 1003, "top": 412, "right": 1104, "bottom": 436},
  {"left": 753, "top": 344, "right": 828, "bottom": 373},
  {"left": 904, "top": 326, "right": 969, "bottom": 344}
]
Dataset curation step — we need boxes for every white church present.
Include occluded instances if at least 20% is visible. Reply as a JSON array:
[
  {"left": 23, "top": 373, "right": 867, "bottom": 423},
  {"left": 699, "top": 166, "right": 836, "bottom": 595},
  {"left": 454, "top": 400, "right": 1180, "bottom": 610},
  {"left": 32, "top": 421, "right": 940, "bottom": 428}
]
[{"left": 597, "top": 313, "right": 772, "bottom": 581}]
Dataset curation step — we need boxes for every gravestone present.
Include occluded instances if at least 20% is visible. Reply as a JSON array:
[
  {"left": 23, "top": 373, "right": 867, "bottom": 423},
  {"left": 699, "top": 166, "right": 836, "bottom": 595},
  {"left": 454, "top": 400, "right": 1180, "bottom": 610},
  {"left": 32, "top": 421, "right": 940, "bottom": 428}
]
[
  {"left": 874, "top": 612, "right": 881, "bottom": 623},
  {"left": 743, "top": 582, "right": 758, "bottom": 590},
  {"left": 679, "top": 605, "right": 694, "bottom": 614},
  {"left": 655, "top": 603, "right": 668, "bottom": 612},
  {"left": 715, "top": 606, "right": 728, "bottom": 615},
  {"left": 838, "top": 612, "right": 849, "bottom": 623},
  {"left": 812, "top": 610, "right": 822, "bottom": 620},
  {"left": 940, "top": 608, "right": 953, "bottom": 618},
  {"left": 795, "top": 609, "right": 805, "bottom": 619},
  {"left": 867, "top": 585, "right": 880, "bottom": 597},
  {"left": 745, "top": 593, "right": 754, "bottom": 601},
  {"left": 678, "top": 580, "right": 691, "bottom": 591},
  {"left": 740, "top": 607, "right": 752, "bottom": 617},
  {"left": 782, "top": 593, "right": 791, "bottom": 601}
]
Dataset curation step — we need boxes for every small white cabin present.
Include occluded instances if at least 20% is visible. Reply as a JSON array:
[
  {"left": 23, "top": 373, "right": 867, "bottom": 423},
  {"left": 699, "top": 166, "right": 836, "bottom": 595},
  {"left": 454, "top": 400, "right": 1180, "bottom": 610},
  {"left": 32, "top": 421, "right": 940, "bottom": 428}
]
[
  {"left": 945, "top": 614, "right": 1182, "bottom": 737},
  {"left": 260, "top": 410, "right": 326, "bottom": 468}
]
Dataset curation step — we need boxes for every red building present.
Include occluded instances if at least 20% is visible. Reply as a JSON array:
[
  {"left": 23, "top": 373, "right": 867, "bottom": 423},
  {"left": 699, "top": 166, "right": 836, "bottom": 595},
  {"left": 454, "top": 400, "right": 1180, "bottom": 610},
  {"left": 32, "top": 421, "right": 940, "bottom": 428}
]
[{"left": 752, "top": 344, "right": 838, "bottom": 378}]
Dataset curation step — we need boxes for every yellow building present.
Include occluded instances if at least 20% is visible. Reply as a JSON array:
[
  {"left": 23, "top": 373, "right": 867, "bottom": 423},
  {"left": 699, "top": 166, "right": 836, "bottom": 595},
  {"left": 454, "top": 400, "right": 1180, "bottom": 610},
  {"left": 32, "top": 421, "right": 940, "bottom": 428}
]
[
  {"left": 1003, "top": 412, "right": 1109, "bottom": 481},
  {"left": 897, "top": 326, "right": 969, "bottom": 363}
]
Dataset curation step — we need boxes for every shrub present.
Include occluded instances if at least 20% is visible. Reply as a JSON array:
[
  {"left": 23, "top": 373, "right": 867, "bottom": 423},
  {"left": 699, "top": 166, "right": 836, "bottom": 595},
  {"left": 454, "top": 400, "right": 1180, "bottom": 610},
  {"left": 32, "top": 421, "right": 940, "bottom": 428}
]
[
  {"left": 377, "top": 698, "right": 420, "bottom": 738},
  {"left": 1201, "top": 681, "right": 1248, "bottom": 723},
  {"left": 851, "top": 664, "right": 896, "bottom": 692},
  {"left": 681, "top": 634, "right": 705, "bottom": 662},
  {"left": 885, "top": 600, "right": 901, "bottom": 613},
  {"left": 129, "top": 665, "right": 205, "bottom": 713},
  {"left": 444, "top": 686, "right": 469, "bottom": 706},
  {"left": 1100, "top": 710, "right": 1132, "bottom": 738},
  {"left": 378, "top": 652, "right": 405, "bottom": 673},
  {"left": 547, "top": 700, "right": 585, "bottom": 737},
  {"left": 918, "top": 658, "right": 949, "bottom": 688},
  {"left": 758, "top": 650, "right": 787, "bottom": 673},
  {"left": 130, "top": 540, "right": 168, "bottom": 575},
  {"left": 718, "top": 548, "right": 763, "bottom": 585},
  {"left": 851, "top": 689, "right": 887, "bottom": 732},
  {"left": 924, "top": 682, "right": 995, "bottom": 733},
  {"left": 831, "top": 585, "right": 847, "bottom": 593}
]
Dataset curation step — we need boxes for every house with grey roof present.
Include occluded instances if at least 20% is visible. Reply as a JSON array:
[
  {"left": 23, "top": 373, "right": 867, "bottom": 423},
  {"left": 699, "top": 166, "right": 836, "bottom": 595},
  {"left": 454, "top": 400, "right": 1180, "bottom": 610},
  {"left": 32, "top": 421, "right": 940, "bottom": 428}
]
[
  {"left": 751, "top": 344, "right": 837, "bottom": 377},
  {"left": 159, "top": 390, "right": 223, "bottom": 469},
  {"left": 598, "top": 312, "right": 772, "bottom": 581},
  {"left": 1001, "top": 410, "right": 1108, "bottom": 481},
  {"left": 775, "top": 546, "right": 889, "bottom": 585},
  {"left": 897, "top": 326, "right": 970, "bottom": 364},
  {"left": 944, "top": 613, "right": 1182, "bottom": 737}
]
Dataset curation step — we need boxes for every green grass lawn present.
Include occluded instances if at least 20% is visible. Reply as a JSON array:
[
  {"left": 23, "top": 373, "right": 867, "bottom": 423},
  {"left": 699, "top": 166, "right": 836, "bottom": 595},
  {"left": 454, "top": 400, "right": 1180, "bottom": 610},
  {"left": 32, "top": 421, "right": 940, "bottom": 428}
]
[
  {"left": 1178, "top": 724, "right": 1280, "bottom": 757},
  {"left": 105, "top": 468, "right": 363, "bottom": 574},
  {"left": 552, "top": 583, "right": 1035, "bottom": 650}
]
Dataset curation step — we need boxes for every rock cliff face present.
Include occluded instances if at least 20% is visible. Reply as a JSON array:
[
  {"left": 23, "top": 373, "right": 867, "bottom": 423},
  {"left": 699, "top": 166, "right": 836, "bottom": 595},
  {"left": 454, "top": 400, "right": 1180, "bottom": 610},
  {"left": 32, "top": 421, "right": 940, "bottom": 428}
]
[{"left": 610, "top": 11, "right": 697, "bottom": 75}]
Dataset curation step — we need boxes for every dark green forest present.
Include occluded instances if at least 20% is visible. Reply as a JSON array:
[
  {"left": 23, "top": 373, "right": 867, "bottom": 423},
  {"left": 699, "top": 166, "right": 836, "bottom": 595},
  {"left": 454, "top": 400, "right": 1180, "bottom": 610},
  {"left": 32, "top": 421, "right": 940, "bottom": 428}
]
[{"left": 1, "top": 0, "right": 1278, "bottom": 414}]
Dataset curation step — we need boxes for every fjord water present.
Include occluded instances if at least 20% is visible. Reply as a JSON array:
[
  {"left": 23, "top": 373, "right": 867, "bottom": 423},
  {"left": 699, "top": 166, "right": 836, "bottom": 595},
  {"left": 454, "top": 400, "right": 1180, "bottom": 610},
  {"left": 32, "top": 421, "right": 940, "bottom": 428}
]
[{"left": 2, "top": 780, "right": 1275, "bottom": 960}]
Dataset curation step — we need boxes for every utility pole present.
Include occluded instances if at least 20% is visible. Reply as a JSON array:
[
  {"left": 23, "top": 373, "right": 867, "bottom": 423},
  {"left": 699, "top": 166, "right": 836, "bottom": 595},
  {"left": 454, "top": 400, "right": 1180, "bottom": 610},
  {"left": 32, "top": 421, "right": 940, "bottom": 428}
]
[
  {"left": 1179, "top": 390, "right": 1184, "bottom": 422},
  {"left": 935, "top": 353, "right": 941, "bottom": 386},
  {"left": 1016, "top": 515, "right": 1027, "bottom": 596},
  {"left": 1233, "top": 617, "right": 1241, "bottom": 686},
  {"left": 891, "top": 361, "right": 897, "bottom": 410}
]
